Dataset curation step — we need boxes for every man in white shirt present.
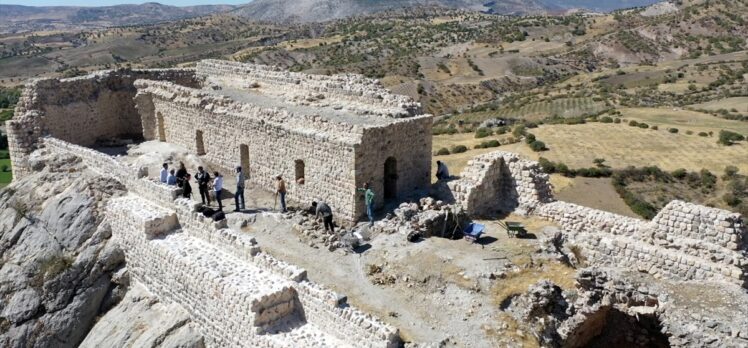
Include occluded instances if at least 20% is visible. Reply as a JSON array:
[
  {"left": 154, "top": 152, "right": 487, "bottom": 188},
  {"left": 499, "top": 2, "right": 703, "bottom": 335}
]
[
  {"left": 159, "top": 163, "right": 168, "bottom": 183},
  {"left": 213, "top": 172, "right": 224, "bottom": 211}
]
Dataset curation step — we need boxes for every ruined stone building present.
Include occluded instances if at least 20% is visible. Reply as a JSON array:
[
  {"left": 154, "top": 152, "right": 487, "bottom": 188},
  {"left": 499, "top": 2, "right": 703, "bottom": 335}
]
[{"left": 8, "top": 59, "right": 433, "bottom": 222}]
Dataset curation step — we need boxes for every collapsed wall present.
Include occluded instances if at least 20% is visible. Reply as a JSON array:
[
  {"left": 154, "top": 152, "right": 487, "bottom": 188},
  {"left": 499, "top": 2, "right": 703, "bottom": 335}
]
[
  {"left": 445, "top": 150, "right": 747, "bottom": 288},
  {"left": 506, "top": 268, "right": 748, "bottom": 347},
  {"left": 536, "top": 201, "right": 747, "bottom": 287},
  {"left": 446, "top": 151, "right": 554, "bottom": 216},
  {"left": 6, "top": 68, "right": 198, "bottom": 178}
]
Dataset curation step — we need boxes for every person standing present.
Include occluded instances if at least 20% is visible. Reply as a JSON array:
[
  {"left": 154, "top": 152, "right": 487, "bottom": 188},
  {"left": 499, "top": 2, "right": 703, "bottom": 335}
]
[
  {"left": 167, "top": 169, "right": 177, "bottom": 186},
  {"left": 312, "top": 201, "right": 334, "bottom": 233},
  {"left": 357, "top": 182, "right": 375, "bottom": 226},
  {"left": 213, "top": 172, "right": 223, "bottom": 211},
  {"left": 195, "top": 166, "right": 211, "bottom": 205},
  {"left": 235, "top": 166, "right": 245, "bottom": 212},
  {"left": 159, "top": 163, "right": 169, "bottom": 183},
  {"left": 176, "top": 162, "right": 188, "bottom": 187},
  {"left": 182, "top": 173, "right": 193, "bottom": 199},
  {"left": 275, "top": 175, "right": 287, "bottom": 213}
]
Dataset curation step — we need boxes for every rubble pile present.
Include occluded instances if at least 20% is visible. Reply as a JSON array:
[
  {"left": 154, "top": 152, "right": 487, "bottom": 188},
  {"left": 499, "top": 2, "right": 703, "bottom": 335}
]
[
  {"left": 372, "top": 197, "right": 468, "bottom": 241},
  {"left": 289, "top": 210, "right": 362, "bottom": 252},
  {"left": 504, "top": 267, "right": 748, "bottom": 347}
]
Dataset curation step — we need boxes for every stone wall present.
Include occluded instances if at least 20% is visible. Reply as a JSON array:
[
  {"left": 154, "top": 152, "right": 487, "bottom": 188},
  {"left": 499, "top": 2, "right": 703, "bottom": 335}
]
[
  {"left": 357, "top": 117, "right": 433, "bottom": 211},
  {"left": 536, "top": 201, "right": 747, "bottom": 287},
  {"left": 446, "top": 151, "right": 554, "bottom": 216},
  {"left": 107, "top": 193, "right": 399, "bottom": 347},
  {"left": 195, "top": 59, "right": 421, "bottom": 118},
  {"left": 42, "top": 137, "right": 182, "bottom": 206},
  {"left": 7, "top": 68, "right": 197, "bottom": 179}
]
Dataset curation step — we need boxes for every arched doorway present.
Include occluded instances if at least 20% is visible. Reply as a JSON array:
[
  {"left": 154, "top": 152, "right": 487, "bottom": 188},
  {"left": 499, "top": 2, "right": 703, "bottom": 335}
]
[
  {"left": 156, "top": 112, "right": 166, "bottom": 142},
  {"left": 195, "top": 130, "right": 205, "bottom": 155},
  {"left": 384, "top": 157, "right": 397, "bottom": 201}
]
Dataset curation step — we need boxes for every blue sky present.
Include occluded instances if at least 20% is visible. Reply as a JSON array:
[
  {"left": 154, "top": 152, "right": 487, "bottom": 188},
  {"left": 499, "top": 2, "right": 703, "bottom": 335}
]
[{"left": 3, "top": 0, "right": 249, "bottom": 6}]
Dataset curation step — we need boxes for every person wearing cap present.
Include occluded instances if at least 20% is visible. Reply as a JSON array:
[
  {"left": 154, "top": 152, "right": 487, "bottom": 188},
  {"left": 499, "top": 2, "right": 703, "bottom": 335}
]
[
  {"left": 276, "top": 175, "right": 287, "bottom": 213},
  {"left": 235, "top": 166, "right": 245, "bottom": 211}
]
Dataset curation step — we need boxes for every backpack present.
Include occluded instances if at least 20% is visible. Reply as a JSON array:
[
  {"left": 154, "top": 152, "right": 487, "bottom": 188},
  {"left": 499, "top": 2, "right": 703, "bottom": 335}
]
[
  {"left": 202, "top": 207, "right": 216, "bottom": 217},
  {"left": 212, "top": 211, "right": 226, "bottom": 221}
]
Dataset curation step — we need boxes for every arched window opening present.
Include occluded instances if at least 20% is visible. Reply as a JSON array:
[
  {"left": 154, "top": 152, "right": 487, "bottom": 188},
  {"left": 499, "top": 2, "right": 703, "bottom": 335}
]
[{"left": 295, "top": 160, "right": 305, "bottom": 185}]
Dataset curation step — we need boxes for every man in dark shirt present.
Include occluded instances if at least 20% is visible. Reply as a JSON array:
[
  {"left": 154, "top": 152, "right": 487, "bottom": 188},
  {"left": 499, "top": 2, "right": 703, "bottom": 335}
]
[
  {"left": 182, "top": 174, "right": 193, "bottom": 199},
  {"left": 195, "top": 166, "right": 211, "bottom": 205}
]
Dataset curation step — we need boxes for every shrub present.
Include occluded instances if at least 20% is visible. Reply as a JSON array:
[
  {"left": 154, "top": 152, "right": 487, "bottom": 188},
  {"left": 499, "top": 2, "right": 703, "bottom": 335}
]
[
  {"left": 512, "top": 125, "right": 527, "bottom": 138},
  {"left": 538, "top": 157, "right": 556, "bottom": 173},
  {"left": 723, "top": 165, "right": 739, "bottom": 179},
  {"left": 638, "top": 123, "right": 649, "bottom": 129},
  {"left": 698, "top": 132, "right": 708, "bottom": 137},
  {"left": 486, "top": 140, "right": 500, "bottom": 148},
  {"left": 529, "top": 141, "right": 547, "bottom": 152},
  {"left": 475, "top": 127, "right": 492, "bottom": 138},
  {"left": 651, "top": 125, "right": 658, "bottom": 130},
  {"left": 723, "top": 193, "right": 741, "bottom": 207},
  {"left": 700, "top": 169, "right": 717, "bottom": 189},
  {"left": 436, "top": 148, "right": 450, "bottom": 156},
  {"left": 600, "top": 116, "right": 613, "bottom": 123},
  {"left": 525, "top": 133, "right": 536, "bottom": 144},
  {"left": 614, "top": 118, "right": 621, "bottom": 124},
  {"left": 685, "top": 130, "right": 693, "bottom": 135},
  {"left": 671, "top": 168, "right": 687, "bottom": 179},
  {"left": 450, "top": 145, "right": 468, "bottom": 154},
  {"left": 0, "top": 165, "right": 7, "bottom": 172},
  {"left": 628, "top": 120, "right": 639, "bottom": 127},
  {"left": 718, "top": 129, "right": 745, "bottom": 145},
  {"left": 668, "top": 128, "right": 679, "bottom": 133}
]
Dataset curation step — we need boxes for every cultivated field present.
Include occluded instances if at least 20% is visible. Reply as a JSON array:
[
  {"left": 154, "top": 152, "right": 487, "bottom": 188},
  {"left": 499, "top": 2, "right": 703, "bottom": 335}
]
[
  {"left": 455, "top": 97, "right": 609, "bottom": 123},
  {"left": 506, "top": 123, "right": 748, "bottom": 174}
]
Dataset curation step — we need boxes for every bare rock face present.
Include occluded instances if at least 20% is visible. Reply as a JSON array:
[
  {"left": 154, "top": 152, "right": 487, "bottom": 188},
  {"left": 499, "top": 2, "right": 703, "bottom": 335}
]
[
  {"left": 79, "top": 283, "right": 204, "bottom": 348},
  {"left": 0, "top": 151, "right": 127, "bottom": 347}
]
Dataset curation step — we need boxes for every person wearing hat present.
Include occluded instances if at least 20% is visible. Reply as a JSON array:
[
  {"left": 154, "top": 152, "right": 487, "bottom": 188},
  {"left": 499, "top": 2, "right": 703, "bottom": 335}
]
[
  {"left": 235, "top": 166, "right": 246, "bottom": 211},
  {"left": 275, "top": 175, "right": 287, "bottom": 213}
]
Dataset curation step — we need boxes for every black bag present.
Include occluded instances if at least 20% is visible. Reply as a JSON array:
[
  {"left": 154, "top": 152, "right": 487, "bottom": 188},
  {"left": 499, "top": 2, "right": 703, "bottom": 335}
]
[
  {"left": 202, "top": 207, "right": 216, "bottom": 218},
  {"left": 212, "top": 211, "right": 225, "bottom": 221}
]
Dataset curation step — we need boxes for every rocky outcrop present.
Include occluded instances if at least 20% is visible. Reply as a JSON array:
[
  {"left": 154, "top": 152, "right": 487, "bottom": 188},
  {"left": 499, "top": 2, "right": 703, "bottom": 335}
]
[
  {"left": 0, "top": 150, "right": 127, "bottom": 347},
  {"left": 79, "top": 283, "right": 204, "bottom": 348}
]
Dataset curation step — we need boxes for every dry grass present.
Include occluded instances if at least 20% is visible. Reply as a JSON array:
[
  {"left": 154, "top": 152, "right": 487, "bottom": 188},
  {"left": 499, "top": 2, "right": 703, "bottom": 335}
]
[
  {"left": 494, "top": 120, "right": 748, "bottom": 174},
  {"left": 690, "top": 97, "right": 748, "bottom": 112}
]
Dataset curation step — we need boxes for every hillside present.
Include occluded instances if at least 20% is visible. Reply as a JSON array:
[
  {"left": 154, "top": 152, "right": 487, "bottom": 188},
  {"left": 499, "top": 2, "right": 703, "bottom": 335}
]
[
  {"left": 232, "top": 0, "right": 662, "bottom": 22},
  {"left": 0, "top": 3, "right": 238, "bottom": 33}
]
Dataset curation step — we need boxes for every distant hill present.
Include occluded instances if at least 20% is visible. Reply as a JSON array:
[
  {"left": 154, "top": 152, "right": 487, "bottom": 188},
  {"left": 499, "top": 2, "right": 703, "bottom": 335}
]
[
  {"left": 232, "top": 0, "right": 663, "bottom": 22},
  {"left": 0, "top": 3, "right": 238, "bottom": 32}
]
